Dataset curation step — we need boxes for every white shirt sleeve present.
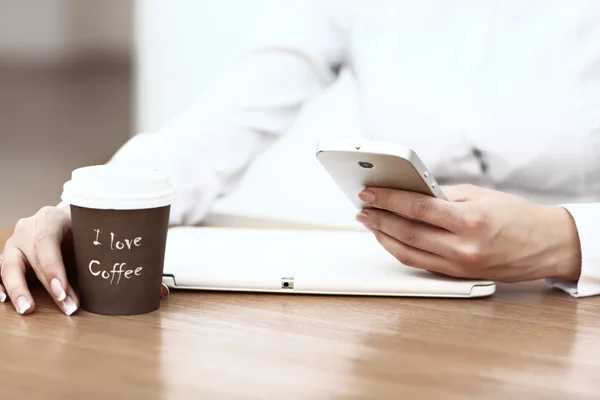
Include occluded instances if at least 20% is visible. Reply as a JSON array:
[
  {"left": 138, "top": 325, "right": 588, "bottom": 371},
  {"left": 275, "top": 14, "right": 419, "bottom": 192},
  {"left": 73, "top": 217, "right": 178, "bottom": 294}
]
[
  {"left": 59, "top": 0, "right": 347, "bottom": 226},
  {"left": 546, "top": 203, "right": 600, "bottom": 297}
]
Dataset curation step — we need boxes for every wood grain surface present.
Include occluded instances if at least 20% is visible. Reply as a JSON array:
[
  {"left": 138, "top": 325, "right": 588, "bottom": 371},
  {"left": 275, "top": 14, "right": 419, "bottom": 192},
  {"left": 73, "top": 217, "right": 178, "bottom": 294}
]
[{"left": 1, "top": 225, "right": 600, "bottom": 400}]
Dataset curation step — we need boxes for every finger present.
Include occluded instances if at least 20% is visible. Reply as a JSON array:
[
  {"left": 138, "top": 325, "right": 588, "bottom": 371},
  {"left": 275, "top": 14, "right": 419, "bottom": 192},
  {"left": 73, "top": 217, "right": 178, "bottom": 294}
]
[
  {"left": 440, "top": 184, "right": 492, "bottom": 202},
  {"left": 0, "top": 283, "right": 6, "bottom": 303},
  {"left": 357, "top": 208, "right": 461, "bottom": 258},
  {"left": 438, "top": 185, "right": 470, "bottom": 202},
  {"left": 0, "top": 254, "right": 6, "bottom": 303},
  {"left": 371, "top": 229, "right": 461, "bottom": 277},
  {"left": 161, "top": 283, "right": 170, "bottom": 299},
  {"left": 359, "top": 187, "right": 464, "bottom": 233},
  {"left": 61, "top": 283, "right": 79, "bottom": 316},
  {"left": 30, "top": 231, "right": 78, "bottom": 316},
  {"left": 30, "top": 232, "right": 67, "bottom": 296},
  {"left": 1, "top": 245, "right": 35, "bottom": 315}
]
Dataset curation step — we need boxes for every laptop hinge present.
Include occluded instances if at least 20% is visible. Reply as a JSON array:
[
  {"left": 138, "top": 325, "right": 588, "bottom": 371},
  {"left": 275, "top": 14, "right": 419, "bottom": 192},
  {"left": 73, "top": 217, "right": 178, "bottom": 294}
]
[{"left": 163, "top": 274, "right": 177, "bottom": 288}]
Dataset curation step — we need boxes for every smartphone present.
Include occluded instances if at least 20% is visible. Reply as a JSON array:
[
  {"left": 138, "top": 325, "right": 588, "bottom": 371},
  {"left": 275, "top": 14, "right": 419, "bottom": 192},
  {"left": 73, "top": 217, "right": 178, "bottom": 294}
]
[{"left": 315, "top": 140, "right": 446, "bottom": 211}]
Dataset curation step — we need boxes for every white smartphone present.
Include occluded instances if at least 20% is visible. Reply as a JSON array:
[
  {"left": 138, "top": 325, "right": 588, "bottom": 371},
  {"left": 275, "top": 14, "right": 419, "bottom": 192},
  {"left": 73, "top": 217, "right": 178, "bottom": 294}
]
[{"left": 315, "top": 140, "right": 446, "bottom": 211}]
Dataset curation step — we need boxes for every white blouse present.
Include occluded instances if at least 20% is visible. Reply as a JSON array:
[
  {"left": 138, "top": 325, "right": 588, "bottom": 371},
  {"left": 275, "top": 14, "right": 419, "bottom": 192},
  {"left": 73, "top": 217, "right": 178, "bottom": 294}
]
[{"left": 95, "top": 0, "right": 600, "bottom": 296}]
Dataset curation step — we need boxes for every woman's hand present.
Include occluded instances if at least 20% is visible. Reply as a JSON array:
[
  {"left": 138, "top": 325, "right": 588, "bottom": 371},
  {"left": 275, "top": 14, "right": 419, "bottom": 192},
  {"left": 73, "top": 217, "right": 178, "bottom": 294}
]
[
  {"left": 0, "top": 206, "right": 170, "bottom": 316},
  {"left": 0, "top": 207, "right": 78, "bottom": 315},
  {"left": 355, "top": 184, "right": 582, "bottom": 283}
]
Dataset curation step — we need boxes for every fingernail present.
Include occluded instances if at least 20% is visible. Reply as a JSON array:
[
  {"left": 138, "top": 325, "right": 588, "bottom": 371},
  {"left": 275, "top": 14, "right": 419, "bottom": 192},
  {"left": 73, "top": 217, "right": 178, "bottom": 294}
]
[
  {"left": 0, "top": 291, "right": 6, "bottom": 303},
  {"left": 161, "top": 283, "right": 170, "bottom": 298},
  {"left": 60, "top": 296, "right": 77, "bottom": 316},
  {"left": 358, "top": 189, "right": 375, "bottom": 204},
  {"left": 51, "top": 278, "right": 66, "bottom": 302},
  {"left": 16, "top": 296, "right": 31, "bottom": 315},
  {"left": 355, "top": 212, "right": 372, "bottom": 227}
]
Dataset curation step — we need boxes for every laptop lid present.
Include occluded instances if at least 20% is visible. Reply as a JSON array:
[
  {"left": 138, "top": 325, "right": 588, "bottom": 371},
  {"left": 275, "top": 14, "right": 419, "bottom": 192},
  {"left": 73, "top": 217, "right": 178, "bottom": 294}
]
[{"left": 162, "top": 227, "right": 495, "bottom": 298}]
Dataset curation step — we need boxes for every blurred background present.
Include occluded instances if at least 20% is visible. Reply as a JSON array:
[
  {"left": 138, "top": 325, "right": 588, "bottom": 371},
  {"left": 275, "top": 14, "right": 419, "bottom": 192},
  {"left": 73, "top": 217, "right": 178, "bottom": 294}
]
[
  {"left": 0, "top": 0, "right": 133, "bottom": 226},
  {"left": 0, "top": 0, "right": 362, "bottom": 229}
]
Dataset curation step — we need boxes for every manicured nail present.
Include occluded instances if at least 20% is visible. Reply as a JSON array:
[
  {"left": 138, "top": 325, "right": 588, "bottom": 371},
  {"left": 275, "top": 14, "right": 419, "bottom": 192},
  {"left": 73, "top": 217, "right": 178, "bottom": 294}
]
[
  {"left": 16, "top": 296, "right": 31, "bottom": 315},
  {"left": 358, "top": 190, "right": 375, "bottom": 204},
  {"left": 0, "top": 290, "right": 6, "bottom": 303},
  {"left": 60, "top": 296, "right": 77, "bottom": 316},
  {"left": 51, "top": 278, "right": 66, "bottom": 301},
  {"left": 355, "top": 212, "right": 372, "bottom": 227}
]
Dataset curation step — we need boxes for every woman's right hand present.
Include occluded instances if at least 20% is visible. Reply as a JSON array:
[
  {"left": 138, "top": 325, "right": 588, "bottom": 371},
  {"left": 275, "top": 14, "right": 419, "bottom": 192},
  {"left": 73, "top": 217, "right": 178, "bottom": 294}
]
[{"left": 0, "top": 206, "right": 79, "bottom": 316}]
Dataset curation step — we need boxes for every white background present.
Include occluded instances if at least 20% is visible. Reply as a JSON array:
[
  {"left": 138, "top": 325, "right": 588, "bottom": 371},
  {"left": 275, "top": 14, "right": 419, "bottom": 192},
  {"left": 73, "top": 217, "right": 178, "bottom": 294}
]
[{"left": 134, "top": 0, "right": 365, "bottom": 228}]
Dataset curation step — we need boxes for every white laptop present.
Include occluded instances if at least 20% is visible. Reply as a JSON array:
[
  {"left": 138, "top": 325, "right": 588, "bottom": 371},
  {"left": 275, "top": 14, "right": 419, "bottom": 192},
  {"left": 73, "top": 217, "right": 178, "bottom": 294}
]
[{"left": 161, "top": 227, "right": 495, "bottom": 298}]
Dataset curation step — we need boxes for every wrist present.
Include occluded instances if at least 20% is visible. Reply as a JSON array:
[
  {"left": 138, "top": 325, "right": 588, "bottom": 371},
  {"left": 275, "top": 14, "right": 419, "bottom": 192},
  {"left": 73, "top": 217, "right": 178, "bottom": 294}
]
[{"left": 540, "top": 205, "right": 582, "bottom": 281}]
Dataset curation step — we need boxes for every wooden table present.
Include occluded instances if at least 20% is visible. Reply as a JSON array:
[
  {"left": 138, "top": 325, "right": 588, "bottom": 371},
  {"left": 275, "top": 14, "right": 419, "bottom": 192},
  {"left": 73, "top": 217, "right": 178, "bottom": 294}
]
[{"left": 1, "top": 222, "right": 600, "bottom": 400}]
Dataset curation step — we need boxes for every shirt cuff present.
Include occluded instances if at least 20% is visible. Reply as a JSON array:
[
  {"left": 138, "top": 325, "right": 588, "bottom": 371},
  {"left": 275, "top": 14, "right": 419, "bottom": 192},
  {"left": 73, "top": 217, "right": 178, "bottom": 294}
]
[{"left": 546, "top": 203, "right": 600, "bottom": 297}]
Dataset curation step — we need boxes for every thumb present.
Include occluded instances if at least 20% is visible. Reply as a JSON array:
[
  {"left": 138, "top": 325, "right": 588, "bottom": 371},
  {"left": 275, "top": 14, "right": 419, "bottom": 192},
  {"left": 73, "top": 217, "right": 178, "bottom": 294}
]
[{"left": 440, "top": 184, "right": 484, "bottom": 202}]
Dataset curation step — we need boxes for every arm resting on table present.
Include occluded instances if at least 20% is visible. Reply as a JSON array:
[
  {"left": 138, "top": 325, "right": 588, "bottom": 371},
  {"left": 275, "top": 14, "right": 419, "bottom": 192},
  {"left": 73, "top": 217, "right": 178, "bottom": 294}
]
[{"left": 59, "top": 0, "right": 347, "bottom": 227}]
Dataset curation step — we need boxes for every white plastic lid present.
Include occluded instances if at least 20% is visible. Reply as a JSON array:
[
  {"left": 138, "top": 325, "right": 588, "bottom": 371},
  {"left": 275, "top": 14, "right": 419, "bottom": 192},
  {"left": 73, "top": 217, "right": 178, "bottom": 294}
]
[{"left": 61, "top": 165, "right": 176, "bottom": 210}]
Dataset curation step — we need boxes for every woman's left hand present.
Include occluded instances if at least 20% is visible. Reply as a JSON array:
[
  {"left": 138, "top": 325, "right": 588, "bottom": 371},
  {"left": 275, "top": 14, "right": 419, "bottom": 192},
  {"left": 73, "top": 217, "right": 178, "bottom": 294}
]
[{"left": 355, "top": 184, "right": 582, "bottom": 283}]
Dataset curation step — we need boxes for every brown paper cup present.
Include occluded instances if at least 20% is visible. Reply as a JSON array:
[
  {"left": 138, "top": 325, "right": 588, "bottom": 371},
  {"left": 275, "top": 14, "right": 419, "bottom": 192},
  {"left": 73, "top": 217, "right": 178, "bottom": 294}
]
[
  {"left": 70, "top": 205, "right": 170, "bottom": 315},
  {"left": 61, "top": 165, "right": 176, "bottom": 316}
]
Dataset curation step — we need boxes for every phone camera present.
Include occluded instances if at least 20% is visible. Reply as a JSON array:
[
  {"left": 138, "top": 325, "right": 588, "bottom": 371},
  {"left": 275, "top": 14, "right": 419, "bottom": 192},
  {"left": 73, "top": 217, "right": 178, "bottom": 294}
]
[{"left": 358, "top": 161, "right": 374, "bottom": 169}]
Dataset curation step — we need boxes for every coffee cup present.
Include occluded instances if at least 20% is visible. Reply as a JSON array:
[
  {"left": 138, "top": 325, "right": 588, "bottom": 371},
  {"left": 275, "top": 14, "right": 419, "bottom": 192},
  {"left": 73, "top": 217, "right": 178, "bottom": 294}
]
[{"left": 61, "top": 165, "right": 176, "bottom": 315}]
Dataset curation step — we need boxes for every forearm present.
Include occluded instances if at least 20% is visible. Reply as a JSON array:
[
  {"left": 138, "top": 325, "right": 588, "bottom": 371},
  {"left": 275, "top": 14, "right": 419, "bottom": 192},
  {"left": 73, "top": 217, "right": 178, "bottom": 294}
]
[
  {"left": 57, "top": 0, "right": 345, "bottom": 226},
  {"left": 109, "top": 50, "right": 336, "bottom": 225},
  {"left": 105, "top": 126, "right": 277, "bottom": 227},
  {"left": 56, "top": 127, "right": 272, "bottom": 226}
]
